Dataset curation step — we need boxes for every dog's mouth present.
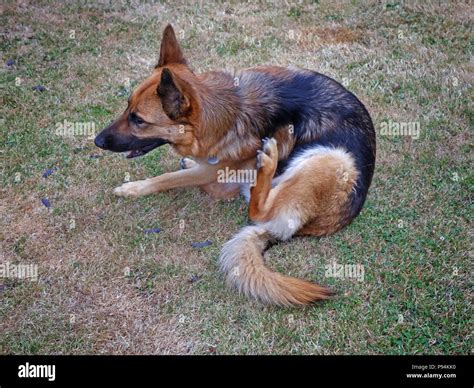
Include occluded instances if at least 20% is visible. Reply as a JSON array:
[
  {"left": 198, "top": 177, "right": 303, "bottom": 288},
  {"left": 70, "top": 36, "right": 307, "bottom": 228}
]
[
  {"left": 126, "top": 141, "right": 167, "bottom": 159},
  {"left": 94, "top": 126, "right": 169, "bottom": 157}
]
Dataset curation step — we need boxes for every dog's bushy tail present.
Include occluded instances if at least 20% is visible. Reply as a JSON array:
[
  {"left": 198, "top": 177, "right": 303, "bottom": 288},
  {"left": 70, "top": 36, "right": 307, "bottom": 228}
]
[{"left": 219, "top": 226, "right": 333, "bottom": 306}]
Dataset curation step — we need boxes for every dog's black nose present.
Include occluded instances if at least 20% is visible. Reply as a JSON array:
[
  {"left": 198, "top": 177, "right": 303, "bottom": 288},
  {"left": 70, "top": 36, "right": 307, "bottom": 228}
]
[{"left": 94, "top": 134, "right": 105, "bottom": 149}]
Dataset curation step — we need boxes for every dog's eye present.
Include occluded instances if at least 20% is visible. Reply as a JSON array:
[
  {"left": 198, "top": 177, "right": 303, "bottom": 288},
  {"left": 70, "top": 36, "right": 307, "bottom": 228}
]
[{"left": 129, "top": 113, "right": 145, "bottom": 125}]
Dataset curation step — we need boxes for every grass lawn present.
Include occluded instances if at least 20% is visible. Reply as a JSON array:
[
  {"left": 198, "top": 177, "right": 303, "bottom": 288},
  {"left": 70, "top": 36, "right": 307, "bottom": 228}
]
[{"left": 0, "top": 1, "right": 472, "bottom": 354}]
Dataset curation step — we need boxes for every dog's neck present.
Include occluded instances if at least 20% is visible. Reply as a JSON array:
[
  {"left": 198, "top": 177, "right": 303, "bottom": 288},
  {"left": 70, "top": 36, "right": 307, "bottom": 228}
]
[{"left": 196, "top": 70, "right": 267, "bottom": 161}]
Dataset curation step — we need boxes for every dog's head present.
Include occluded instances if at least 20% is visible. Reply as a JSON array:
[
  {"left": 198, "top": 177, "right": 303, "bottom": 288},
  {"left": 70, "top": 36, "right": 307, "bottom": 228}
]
[{"left": 94, "top": 25, "right": 199, "bottom": 158}]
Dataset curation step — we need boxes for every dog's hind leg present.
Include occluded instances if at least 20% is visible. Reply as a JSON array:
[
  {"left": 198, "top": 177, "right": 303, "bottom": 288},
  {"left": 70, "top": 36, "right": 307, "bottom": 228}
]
[
  {"left": 220, "top": 146, "right": 358, "bottom": 305},
  {"left": 248, "top": 144, "right": 359, "bottom": 237},
  {"left": 248, "top": 137, "right": 278, "bottom": 221}
]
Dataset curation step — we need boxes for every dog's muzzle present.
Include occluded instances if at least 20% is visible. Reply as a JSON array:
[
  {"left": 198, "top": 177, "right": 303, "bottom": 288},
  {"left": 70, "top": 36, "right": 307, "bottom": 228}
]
[{"left": 94, "top": 126, "right": 168, "bottom": 158}]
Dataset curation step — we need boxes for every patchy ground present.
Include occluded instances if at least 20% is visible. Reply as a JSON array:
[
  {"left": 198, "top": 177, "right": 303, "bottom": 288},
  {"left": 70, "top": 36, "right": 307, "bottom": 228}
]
[{"left": 0, "top": 1, "right": 472, "bottom": 354}]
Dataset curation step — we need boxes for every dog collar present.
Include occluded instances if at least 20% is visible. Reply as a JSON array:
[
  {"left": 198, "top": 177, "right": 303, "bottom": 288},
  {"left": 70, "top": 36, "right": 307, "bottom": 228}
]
[{"left": 207, "top": 156, "right": 219, "bottom": 165}]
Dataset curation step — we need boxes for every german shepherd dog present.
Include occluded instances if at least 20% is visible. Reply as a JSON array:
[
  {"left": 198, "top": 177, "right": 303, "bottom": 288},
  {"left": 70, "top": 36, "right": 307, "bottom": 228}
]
[{"left": 94, "top": 25, "right": 376, "bottom": 306}]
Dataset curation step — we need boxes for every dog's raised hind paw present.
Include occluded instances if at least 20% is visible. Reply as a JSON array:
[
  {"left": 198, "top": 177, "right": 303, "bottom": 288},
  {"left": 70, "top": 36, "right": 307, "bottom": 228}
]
[
  {"left": 256, "top": 150, "right": 273, "bottom": 171},
  {"left": 262, "top": 137, "right": 277, "bottom": 157},
  {"left": 256, "top": 137, "right": 277, "bottom": 172}
]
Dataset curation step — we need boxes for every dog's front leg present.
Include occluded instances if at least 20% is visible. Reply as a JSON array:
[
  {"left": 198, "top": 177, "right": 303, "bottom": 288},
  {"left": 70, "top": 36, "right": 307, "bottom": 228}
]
[{"left": 113, "top": 163, "right": 219, "bottom": 197}]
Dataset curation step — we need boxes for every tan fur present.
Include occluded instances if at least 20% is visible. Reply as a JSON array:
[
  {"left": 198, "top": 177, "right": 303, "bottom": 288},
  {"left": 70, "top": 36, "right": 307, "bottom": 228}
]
[{"left": 200, "top": 182, "right": 240, "bottom": 199}]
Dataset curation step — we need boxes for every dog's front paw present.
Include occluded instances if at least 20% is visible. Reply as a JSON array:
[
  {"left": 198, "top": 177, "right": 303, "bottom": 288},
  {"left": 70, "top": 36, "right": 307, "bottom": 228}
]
[
  {"left": 113, "top": 180, "right": 149, "bottom": 197},
  {"left": 179, "top": 157, "right": 197, "bottom": 170}
]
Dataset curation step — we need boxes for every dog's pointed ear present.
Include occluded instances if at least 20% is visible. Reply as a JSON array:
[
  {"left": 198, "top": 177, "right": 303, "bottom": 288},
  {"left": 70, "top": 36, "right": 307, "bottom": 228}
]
[
  {"left": 157, "top": 68, "right": 191, "bottom": 120},
  {"left": 157, "top": 24, "right": 186, "bottom": 67}
]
